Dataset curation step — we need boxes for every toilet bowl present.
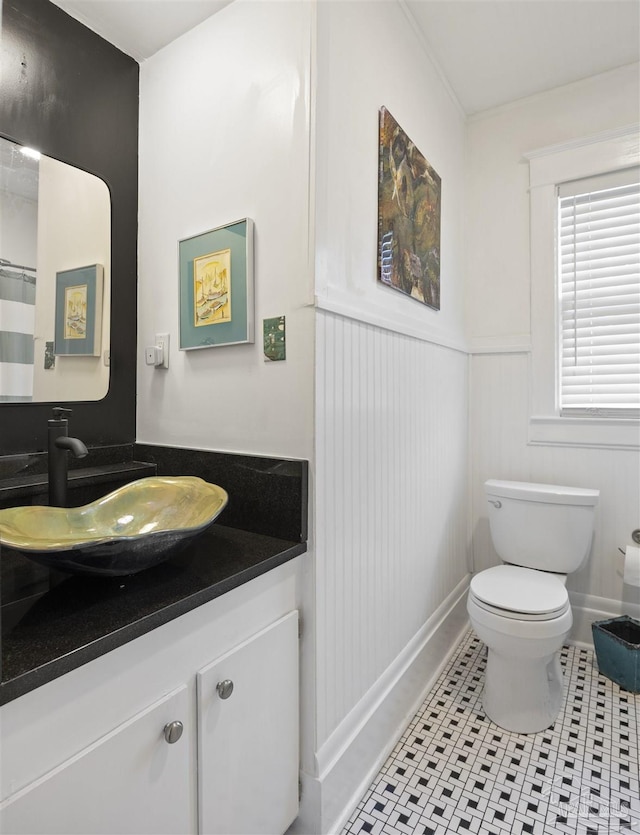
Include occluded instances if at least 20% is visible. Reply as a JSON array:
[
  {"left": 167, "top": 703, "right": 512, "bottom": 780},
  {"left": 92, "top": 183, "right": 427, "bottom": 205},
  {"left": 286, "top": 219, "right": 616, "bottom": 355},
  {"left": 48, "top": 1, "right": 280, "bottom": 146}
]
[
  {"left": 468, "top": 565, "right": 573, "bottom": 732},
  {"left": 468, "top": 480, "right": 599, "bottom": 734}
]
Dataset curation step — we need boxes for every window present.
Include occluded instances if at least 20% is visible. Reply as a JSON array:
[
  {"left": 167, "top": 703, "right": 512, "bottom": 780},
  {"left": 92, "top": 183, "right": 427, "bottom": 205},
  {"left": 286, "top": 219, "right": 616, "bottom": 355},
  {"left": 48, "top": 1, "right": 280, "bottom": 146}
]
[
  {"left": 527, "top": 126, "right": 640, "bottom": 449},
  {"left": 557, "top": 168, "right": 640, "bottom": 418}
]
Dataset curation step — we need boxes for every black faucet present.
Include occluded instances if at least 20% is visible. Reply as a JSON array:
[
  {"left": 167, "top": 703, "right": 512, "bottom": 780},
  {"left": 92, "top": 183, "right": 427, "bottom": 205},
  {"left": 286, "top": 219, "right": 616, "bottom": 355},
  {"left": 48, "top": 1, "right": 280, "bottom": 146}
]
[{"left": 48, "top": 407, "right": 88, "bottom": 507}]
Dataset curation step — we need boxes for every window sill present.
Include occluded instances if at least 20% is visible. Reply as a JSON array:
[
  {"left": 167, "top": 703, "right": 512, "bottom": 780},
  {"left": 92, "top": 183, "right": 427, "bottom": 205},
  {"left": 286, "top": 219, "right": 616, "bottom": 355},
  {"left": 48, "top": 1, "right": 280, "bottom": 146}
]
[{"left": 528, "top": 415, "right": 640, "bottom": 450}]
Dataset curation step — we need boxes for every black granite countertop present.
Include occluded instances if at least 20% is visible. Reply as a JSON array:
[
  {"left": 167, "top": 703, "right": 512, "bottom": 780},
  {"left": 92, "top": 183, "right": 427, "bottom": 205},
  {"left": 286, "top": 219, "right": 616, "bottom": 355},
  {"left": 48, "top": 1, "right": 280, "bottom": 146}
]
[
  {"left": 0, "top": 444, "right": 308, "bottom": 706},
  {"left": 1, "top": 525, "right": 306, "bottom": 705}
]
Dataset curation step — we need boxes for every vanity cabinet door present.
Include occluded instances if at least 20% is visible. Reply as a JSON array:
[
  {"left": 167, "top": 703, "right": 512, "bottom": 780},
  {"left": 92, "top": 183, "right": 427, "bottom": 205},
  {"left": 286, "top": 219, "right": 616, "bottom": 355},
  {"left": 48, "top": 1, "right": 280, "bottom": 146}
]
[
  {"left": 197, "top": 610, "right": 299, "bottom": 835},
  {"left": 0, "top": 685, "right": 193, "bottom": 835}
]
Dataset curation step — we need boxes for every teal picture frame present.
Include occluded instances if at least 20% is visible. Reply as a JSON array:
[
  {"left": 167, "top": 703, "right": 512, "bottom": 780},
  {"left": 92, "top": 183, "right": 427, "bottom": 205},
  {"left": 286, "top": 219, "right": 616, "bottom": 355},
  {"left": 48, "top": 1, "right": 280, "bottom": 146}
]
[
  {"left": 54, "top": 264, "right": 103, "bottom": 356},
  {"left": 179, "top": 218, "right": 254, "bottom": 350}
]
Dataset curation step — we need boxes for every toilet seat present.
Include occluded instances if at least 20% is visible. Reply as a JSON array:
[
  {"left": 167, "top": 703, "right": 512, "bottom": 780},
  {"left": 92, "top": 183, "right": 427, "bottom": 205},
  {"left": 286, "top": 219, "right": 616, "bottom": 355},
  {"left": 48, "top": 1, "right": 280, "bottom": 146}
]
[
  {"left": 470, "top": 565, "right": 569, "bottom": 621},
  {"left": 469, "top": 593, "right": 570, "bottom": 621}
]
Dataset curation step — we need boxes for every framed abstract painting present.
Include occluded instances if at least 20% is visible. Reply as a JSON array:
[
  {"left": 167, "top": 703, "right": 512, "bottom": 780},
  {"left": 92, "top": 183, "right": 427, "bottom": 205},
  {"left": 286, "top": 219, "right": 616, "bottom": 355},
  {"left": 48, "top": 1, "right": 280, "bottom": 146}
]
[{"left": 377, "top": 106, "right": 441, "bottom": 310}]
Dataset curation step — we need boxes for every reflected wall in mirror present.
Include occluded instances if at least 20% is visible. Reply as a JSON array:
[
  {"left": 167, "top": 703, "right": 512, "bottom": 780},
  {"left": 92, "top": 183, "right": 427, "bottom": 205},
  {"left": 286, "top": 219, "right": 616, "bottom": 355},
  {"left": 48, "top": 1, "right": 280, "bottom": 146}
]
[{"left": 0, "top": 137, "right": 111, "bottom": 403}]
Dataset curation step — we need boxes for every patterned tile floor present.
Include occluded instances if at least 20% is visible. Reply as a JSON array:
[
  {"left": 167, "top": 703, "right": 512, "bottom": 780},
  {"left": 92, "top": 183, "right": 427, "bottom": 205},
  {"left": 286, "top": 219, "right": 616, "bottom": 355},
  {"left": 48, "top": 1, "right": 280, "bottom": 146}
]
[{"left": 343, "top": 632, "right": 639, "bottom": 835}]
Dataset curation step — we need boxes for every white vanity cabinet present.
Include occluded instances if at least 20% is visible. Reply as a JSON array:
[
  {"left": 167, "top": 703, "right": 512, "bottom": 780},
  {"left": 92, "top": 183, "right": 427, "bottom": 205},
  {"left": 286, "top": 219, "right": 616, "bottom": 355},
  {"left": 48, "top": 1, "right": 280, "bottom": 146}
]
[
  {"left": 0, "top": 560, "right": 301, "bottom": 835},
  {"left": 197, "top": 611, "right": 299, "bottom": 835},
  {"left": 0, "top": 686, "right": 193, "bottom": 835}
]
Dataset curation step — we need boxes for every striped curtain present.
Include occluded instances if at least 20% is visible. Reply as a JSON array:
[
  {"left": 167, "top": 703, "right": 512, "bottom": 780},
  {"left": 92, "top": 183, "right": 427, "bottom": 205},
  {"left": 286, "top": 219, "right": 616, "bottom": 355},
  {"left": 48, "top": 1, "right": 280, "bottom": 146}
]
[{"left": 0, "top": 262, "right": 36, "bottom": 401}]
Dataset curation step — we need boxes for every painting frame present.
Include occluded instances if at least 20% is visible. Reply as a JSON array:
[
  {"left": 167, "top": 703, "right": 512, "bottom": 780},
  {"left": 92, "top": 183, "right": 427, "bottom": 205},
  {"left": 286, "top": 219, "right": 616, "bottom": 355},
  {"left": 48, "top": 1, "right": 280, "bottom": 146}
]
[
  {"left": 179, "top": 218, "right": 254, "bottom": 350},
  {"left": 54, "top": 264, "right": 103, "bottom": 356},
  {"left": 377, "top": 106, "right": 441, "bottom": 311}
]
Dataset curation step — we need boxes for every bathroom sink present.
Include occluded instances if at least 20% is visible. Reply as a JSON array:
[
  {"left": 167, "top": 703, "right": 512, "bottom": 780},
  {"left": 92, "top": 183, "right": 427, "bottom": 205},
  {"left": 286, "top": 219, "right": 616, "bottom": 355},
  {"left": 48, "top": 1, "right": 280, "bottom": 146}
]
[{"left": 0, "top": 476, "right": 228, "bottom": 576}]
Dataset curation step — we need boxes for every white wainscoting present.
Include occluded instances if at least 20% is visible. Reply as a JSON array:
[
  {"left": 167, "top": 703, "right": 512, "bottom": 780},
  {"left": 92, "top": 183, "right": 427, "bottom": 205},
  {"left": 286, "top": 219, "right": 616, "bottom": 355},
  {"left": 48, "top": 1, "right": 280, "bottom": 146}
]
[
  {"left": 302, "top": 310, "right": 470, "bottom": 832},
  {"left": 296, "top": 577, "right": 470, "bottom": 835},
  {"left": 315, "top": 310, "right": 470, "bottom": 745}
]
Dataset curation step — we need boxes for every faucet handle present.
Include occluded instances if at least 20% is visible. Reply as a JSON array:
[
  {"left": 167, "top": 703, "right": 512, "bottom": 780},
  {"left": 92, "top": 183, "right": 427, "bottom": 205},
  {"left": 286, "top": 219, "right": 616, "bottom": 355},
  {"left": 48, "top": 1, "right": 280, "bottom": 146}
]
[{"left": 52, "top": 406, "right": 73, "bottom": 421}]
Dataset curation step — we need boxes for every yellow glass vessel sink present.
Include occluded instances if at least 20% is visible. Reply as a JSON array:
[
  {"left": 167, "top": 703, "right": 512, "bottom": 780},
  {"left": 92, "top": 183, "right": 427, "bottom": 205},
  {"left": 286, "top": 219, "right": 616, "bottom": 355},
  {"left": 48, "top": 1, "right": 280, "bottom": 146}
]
[{"left": 0, "top": 476, "right": 228, "bottom": 576}]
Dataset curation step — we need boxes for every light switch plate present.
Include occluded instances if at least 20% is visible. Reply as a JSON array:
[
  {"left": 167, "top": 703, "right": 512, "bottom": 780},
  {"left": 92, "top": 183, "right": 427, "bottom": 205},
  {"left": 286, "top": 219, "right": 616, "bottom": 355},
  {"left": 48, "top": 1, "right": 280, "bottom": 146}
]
[{"left": 263, "top": 316, "right": 285, "bottom": 362}]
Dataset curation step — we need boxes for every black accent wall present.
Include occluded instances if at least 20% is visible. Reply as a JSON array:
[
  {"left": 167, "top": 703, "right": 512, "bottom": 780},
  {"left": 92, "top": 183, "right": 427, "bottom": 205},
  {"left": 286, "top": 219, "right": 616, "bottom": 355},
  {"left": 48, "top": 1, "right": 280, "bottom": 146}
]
[{"left": 0, "top": 0, "right": 139, "bottom": 454}]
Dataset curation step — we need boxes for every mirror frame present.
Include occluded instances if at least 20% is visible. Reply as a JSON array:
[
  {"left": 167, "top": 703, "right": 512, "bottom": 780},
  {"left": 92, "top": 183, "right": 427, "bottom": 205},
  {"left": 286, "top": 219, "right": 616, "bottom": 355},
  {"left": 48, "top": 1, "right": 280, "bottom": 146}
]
[{"left": 0, "top": 0, "right": 139, "bottom": 455}]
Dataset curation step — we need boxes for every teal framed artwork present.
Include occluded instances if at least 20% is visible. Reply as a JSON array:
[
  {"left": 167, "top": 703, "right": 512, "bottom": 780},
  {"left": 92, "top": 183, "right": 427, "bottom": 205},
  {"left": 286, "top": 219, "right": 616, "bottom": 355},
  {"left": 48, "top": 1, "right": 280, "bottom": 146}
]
[
  {"left": 179, "top": 218, "right": 254, "bottom": 350},
  {"left": 54, "top": 264, "right": 103, "bottom": 356}
]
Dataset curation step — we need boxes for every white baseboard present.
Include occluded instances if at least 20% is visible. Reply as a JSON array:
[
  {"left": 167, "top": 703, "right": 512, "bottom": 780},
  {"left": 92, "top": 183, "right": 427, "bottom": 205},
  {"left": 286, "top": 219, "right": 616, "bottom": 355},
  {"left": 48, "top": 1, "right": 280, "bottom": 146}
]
[
  {"left": 290, "top": 576, "right": 471, "bottom": 835},
  {"left": 569, "top": 591, "right": 640, "bottom": 647}
]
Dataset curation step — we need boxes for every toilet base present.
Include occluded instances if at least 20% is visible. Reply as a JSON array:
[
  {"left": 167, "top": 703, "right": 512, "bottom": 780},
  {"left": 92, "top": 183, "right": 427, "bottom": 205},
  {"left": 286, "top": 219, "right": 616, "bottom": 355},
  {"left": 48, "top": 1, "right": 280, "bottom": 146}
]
[{"left": 482, "top": 648, "right": 564, "bottom": 734}]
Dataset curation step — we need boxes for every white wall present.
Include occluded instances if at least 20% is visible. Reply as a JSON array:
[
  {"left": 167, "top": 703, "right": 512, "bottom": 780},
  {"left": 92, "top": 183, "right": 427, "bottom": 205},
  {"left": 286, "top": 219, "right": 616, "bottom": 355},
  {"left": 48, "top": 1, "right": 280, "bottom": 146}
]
[
  {"left": 314, "top": 3, "right": 466, "bottom": 352},
  {"left": 308, "top": 3, "right": 469, "bottom": 830},
  {"left": 466, "top": 65, "right": 640, "bottom": 626},
  {"left": 0, "top": 188, "right": 37, "bottom": 268},
  {"left": 137, "top": 0, "right": 314, "bottom": 460}
]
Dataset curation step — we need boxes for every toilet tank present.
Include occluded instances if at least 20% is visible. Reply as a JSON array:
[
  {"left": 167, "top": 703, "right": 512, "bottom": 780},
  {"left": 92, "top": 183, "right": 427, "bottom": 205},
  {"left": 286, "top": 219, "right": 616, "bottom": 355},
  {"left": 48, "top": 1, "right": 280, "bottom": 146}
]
[{"left": 485, "top": 480, "right": 599, "bottom": 573}]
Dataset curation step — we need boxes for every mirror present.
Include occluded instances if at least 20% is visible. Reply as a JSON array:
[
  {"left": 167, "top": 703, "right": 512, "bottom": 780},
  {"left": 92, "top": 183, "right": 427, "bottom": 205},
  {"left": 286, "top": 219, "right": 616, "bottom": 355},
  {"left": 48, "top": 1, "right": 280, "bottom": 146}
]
[{"left": 0, "top": 136, "right": 111, "bottom": 403}]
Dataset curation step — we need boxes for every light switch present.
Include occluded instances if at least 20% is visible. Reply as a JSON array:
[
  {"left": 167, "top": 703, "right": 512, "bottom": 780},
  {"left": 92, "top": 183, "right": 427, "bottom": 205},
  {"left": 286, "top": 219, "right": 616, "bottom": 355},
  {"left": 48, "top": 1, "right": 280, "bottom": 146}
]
[
  {"left": 263, "top": 316, "right": 286, "bottom": 362},
  {"left": 155, "top": 333, "right": 170, "bottom": 369}
]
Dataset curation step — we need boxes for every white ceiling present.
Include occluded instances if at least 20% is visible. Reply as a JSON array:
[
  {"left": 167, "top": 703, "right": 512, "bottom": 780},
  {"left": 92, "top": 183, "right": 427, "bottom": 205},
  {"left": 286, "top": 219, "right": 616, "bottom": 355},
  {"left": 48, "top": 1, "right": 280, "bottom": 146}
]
[
  {"left": 50, "top": 0, "right": 234, "bottom": 63},
  {"left": 51, "top": 0, "right": 640, "bottom": 116},
  {"left": 405, "top": 0, "right": 640, "bottom": 114}
]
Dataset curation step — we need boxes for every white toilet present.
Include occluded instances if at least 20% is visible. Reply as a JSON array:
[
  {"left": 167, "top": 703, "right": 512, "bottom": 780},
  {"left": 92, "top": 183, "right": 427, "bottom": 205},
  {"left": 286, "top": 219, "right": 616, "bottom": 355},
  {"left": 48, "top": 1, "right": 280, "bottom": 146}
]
[{"left": 468, "top": 479, "right": 599, "bottom": 734}]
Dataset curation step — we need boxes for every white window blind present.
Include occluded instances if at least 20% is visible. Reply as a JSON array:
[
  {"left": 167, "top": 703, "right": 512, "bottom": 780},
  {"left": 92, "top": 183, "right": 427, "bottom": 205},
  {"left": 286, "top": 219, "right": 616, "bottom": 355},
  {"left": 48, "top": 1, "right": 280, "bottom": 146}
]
[{"left": 558, "top": 167, "right": 640, "bottom": 417}]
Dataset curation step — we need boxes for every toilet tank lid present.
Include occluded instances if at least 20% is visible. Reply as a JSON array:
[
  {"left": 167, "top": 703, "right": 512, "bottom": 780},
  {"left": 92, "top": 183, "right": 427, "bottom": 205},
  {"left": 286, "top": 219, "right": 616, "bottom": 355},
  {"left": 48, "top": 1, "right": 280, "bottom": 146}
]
[{"left": 485, "top": 479, "right": 599, "bottom": 506}]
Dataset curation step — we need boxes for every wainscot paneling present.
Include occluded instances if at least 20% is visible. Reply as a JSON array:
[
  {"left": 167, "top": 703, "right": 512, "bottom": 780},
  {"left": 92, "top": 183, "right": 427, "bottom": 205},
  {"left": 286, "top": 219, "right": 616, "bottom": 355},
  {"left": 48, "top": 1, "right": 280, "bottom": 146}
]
[{"left": 315, "top": 310, "right": 470, "bottom": 747}]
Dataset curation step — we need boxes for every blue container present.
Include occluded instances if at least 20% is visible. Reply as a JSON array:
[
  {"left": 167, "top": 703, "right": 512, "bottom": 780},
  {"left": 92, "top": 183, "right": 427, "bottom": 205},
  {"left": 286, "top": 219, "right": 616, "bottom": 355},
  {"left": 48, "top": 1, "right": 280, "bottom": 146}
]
[{"left": 592, "top": 615, "right": 640, "bottom": 693}]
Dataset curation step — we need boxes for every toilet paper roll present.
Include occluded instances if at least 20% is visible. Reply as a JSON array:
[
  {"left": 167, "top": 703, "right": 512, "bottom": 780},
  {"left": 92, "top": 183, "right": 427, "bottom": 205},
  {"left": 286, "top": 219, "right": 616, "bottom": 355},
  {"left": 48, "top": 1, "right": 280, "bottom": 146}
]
[{"left": 623, "top": 544, "right": 640, "bottom": 587}]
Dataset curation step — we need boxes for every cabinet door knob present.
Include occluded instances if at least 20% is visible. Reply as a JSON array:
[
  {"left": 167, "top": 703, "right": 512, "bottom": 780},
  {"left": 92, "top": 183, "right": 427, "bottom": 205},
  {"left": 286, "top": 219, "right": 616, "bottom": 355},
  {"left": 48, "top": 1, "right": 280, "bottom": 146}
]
[
  {"left": 216, "top": 679, "right": 234, "bottom": 700},
  {"left": 163, "top": 720, "right": 184, "bottom": 744}
]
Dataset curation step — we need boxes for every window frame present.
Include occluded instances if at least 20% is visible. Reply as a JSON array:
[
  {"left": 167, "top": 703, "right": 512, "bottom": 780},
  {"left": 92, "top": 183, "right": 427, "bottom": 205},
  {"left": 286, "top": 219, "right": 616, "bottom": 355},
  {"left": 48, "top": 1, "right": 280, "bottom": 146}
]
[{"left": 526, "top": 125, "right": 640, "bottom": 450}]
